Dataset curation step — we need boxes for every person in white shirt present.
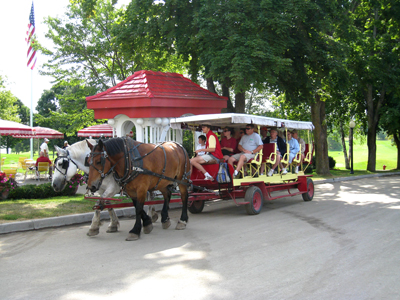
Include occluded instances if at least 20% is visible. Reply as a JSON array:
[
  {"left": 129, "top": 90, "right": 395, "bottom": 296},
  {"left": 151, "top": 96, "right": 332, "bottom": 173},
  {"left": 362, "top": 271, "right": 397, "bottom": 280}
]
[
  {"left": 40, "top": 138, "right": 50, "bottom": 157},
  {"left": 196, "top": 135, "right": 206, "bottom": 156},
  {"left": 227, "top": 124, "right": 263, "bottom": 177}
]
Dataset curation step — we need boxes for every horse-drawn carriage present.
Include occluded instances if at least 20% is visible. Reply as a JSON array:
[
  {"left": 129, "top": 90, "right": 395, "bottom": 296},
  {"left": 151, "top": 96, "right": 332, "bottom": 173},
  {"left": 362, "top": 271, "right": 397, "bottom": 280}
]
[
  {"left": 170, "top": 113, "right": 315, "bottom": 215},
  {"left": 53, "top": 113, "right": 314, "bottom": 240}
]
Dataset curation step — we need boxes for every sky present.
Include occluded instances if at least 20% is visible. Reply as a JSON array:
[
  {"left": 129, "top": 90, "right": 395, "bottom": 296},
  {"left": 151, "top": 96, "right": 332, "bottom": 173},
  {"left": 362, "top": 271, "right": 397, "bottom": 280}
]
[{"left": 0, "top": 0, "right": 130, "bottom": 113}]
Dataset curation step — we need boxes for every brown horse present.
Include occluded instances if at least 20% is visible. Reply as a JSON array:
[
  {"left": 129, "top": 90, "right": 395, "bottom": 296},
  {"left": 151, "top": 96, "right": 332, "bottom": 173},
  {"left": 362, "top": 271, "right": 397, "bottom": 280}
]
[{"left": 86, "top": 137, "right": 190, "bottom": 241}]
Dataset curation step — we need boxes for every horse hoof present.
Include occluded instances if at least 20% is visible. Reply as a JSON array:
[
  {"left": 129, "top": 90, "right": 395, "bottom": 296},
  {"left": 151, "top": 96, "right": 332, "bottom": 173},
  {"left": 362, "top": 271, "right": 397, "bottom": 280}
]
[
  {"left": 175, "top": 220, "right": 187, "bottom": 230},
  {"left": 106, "top": 226, "right": 118, "bottom": 233},
  {"left": 162, "top": 219, "right": 171, "bottom": 229},
  {"left": 152, "top": 212, "right": 159, "bottom": 223},
  {"left": 126, "top": 233, "right": 140, "bottom": 241},
  {"left": 87, "top": 228, "right": 100, "bottom": 236},
  {"left": 143, "top": 223, "right": 153, "bottom": 234}
]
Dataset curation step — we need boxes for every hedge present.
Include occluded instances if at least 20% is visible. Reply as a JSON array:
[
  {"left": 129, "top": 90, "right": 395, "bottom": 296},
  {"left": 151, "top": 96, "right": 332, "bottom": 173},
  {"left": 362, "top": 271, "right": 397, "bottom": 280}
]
[{"left": 7, "top": 183, "right": 80, "bottom": 200}]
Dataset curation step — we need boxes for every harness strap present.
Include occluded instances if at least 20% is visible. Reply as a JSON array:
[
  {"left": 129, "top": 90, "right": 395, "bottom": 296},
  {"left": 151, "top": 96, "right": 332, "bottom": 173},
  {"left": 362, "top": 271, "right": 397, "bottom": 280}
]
[
  {"left": 153, "top": 145, "right": 167, "bottom": 190},
  {"left": 54, "top": 150, "right": 80, "bottom": 180},
  {"left": 131, "top": 167, "right": 190, "bottom": 186}
]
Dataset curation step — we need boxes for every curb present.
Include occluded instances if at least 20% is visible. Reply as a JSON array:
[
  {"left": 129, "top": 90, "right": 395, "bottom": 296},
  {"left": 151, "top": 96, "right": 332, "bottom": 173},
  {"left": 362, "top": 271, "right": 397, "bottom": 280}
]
[
  {"left": 0, "top": 202, "right": 182, "bottom": 235},
  {"left": 312, "top": 171, "right": 400, "bottom": 184},
  {"left": 1, "top": 172, "right": 399, "bottom": 234}
]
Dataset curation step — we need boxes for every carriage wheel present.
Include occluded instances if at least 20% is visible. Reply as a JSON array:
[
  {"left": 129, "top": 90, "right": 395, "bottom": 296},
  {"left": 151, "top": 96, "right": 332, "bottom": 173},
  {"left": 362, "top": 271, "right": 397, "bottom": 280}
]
[
  {"left": 188, "top": 200, "right": 205, "bottom": 214},
  {"left": 245, "top": 186, "right": 263, "bottom": 215},
  {"left": 302, "top": 178, "right": 314, "bottom": 201}
]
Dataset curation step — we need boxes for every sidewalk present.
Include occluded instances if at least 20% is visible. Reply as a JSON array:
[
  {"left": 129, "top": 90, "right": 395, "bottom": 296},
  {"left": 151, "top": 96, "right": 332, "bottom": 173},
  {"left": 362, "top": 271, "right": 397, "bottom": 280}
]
[{"left": 1, "top": 171, "right": 399, "bottom": 235}]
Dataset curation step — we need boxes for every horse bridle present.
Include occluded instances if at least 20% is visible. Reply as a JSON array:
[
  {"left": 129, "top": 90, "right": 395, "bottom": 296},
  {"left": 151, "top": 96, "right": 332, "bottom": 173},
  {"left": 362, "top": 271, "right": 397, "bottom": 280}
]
[
  {"left": 88, "top": 149, "right": 117, "bottom": 182},
  {"left": 88, "top": 139, "right": 146, "bottom": 186},
  {"left": 54, "top": 150, "right": 80, "bottom": 180}
]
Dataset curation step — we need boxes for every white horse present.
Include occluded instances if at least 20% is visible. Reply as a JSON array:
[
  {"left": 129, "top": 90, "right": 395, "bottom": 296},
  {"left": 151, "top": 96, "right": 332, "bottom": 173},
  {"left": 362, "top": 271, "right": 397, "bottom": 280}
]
[{"left": 52, "top": 139, "right": 157, "bottom": 236}]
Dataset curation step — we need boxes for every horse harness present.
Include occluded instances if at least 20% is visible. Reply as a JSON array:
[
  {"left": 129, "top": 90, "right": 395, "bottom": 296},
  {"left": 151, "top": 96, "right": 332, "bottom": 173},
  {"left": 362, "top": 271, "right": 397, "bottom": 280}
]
[
  {"left": 88, "top": 138, "right": 191, "bottom": 191},
  {"left": 54, "top": 150, "right": 81, "bottom": 180}
]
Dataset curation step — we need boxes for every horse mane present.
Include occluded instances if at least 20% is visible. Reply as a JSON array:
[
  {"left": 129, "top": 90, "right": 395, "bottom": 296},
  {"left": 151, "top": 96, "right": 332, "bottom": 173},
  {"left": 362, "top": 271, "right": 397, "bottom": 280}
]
[
  {"left": 102, "top": 138, "right": 127, "bottom": 156},
  {"left": 67, "top": 139, "right": 95, "bottom": 159}
]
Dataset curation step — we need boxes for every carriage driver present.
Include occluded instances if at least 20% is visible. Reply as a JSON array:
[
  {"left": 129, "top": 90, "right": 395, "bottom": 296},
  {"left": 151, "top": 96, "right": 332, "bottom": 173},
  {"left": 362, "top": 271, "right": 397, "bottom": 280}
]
[
  {"left": 228, "top": 124, "right": 263, "bottom": 177},
  {"left": 190, "top": 124, "right": 223, "bottom": 181}
]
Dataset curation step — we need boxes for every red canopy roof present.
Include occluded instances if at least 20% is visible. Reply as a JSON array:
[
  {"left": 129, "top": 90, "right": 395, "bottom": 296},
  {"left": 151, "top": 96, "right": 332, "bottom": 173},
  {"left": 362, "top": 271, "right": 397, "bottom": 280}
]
[
  {"left": 77, "top": 124, "right": 114, "bottom": 137},
  {"left": 86, "top": 70, "right": 227, "bottom": 119},
  {"left": 77, "top": 124, "right": 133, "bottom": 137}
]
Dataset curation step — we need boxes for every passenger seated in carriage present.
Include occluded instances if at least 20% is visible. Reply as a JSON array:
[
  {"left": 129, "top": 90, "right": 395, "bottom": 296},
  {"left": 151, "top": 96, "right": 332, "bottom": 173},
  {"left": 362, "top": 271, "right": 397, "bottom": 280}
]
[
  {"left": 281, "top": 131, "right": 300, "bottom": 174},
  {"left": 260, "top": 127, "right": 268, "bottom": 143},
  {"left": 196, "top": 135, "right": 206, "bottom": 156},
  {"left": 220, "top": 127, "right": 237, "bottom": 161},
  {"left": 292, "top": 129, "right": 305, "bottom": 163},
  {"left": 190, "top": 124, "right": 223, "bottom": 181},
  {"left": 233, "top": 128, "right": 245, "bottom": 154},
  {"left": 261, "top": 127, "right": 286, "bottom": 176},
  {"left": 227, "top": 124, "right": 263, "bottom": 177}
]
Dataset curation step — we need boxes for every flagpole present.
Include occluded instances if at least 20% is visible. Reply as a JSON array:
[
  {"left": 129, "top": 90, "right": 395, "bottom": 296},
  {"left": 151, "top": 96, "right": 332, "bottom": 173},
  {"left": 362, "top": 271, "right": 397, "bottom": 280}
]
[{"left": 30, "top": 69, "right": 33, "bottom": 159}]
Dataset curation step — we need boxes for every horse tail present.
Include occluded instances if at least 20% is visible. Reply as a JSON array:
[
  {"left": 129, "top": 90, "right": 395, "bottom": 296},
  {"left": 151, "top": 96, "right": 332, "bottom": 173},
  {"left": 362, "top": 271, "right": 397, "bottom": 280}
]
[{"left": 173, "top": 142, "right": 191, "bottom": 183}]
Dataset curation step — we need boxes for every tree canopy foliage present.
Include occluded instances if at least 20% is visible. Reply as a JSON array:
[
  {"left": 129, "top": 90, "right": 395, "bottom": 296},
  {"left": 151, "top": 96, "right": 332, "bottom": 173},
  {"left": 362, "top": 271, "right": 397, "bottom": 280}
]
[
  {"left": 0, "top": 76, "right": 20, "bottom": 122},
  {"left": 36, "top": 0, "right": 400, "bottom": 172}
]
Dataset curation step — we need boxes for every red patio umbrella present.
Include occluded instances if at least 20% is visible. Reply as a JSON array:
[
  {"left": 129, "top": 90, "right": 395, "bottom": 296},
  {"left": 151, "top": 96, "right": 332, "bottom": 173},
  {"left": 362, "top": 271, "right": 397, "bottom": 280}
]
[
  {"left": 0, "top": 119, "right": 35, "bottom": 137},
  {"left": 0, "top": 119, "right": 35, "bottom": 171},
  {"left": 33, "top": 127, "right": 64, "bottom": 139},
  {"left": 12, "top": 126, "right": 64, "bottom": 139}
]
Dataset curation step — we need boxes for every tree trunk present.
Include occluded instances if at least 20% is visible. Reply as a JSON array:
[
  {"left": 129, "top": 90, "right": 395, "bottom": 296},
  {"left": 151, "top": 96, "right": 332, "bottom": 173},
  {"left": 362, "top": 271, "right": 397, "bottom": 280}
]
[
  {"left": 393, "top": 132, "right": 400, "bottom": 170},
  {"left": 206, "top": 78, "right": 216, "bottom": 94},
  {"left": 340, "top": 121, "right": 350, "bottom": 169},
  {"left": 311, "top": 94, "right": 330, "bottom": 176},
  {"left": 222, "top": 84, "right": 235, "bottom": 113},
  {"left": 366, "top": 84, "right": 385, "bottom": 172},
  {"left": 235, "top": 92, "right": 246, "bottom": 113},
  {"left": 348, "top": 125, "right": 353, "bottom": 170}
]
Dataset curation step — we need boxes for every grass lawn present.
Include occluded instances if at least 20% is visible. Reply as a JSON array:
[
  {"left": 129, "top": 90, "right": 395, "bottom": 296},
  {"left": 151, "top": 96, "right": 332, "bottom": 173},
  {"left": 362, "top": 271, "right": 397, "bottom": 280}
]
[
  {"left": 0, "top": 195, "right": 133, "bottom": 223},
  {"left": 1, "top": 150, "right": 57, "bottom": 171},
  {"left": 329, "top": 138, "right": 398, "bottom": 171}
]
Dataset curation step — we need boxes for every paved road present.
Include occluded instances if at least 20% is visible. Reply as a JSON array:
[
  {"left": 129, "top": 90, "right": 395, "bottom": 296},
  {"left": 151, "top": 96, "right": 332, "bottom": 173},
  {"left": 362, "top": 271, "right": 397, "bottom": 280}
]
[{"left": 1, "top": 176, "right": 400, "bottom": 300}]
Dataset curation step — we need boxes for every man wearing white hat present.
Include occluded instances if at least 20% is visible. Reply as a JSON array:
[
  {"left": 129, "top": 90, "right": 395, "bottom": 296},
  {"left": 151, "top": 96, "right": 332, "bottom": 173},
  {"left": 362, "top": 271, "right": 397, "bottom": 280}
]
[
  {"left": 63, "top": 141, "right": 70, "bottom": 149},
  {"left": 40, "top": 138, "right": 50, "bottom": 158}
]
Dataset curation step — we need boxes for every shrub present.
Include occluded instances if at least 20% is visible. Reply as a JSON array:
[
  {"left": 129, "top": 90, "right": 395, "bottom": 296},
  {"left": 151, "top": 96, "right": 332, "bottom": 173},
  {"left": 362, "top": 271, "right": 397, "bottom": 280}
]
[
  {"left": 304, "top": 165, "right": 314, "bottom": 174},
  {"left": 8, "top": 183, "right": 79, "bottom": 200},
  {"left": 311, "top": 155, "right": 336, "bottom": 170},
  {"left": 329, "top": 156, "right": 336, "bottom": 169}
]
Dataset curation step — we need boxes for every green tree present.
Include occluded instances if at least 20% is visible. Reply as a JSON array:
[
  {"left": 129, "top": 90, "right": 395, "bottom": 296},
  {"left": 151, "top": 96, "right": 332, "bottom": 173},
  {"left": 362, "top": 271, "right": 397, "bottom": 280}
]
[
  {"left": 380, "top": 93, "right": 400, "bottom": 169},
  {"left": 36, "top": 87, "right": 60, "bottom": 118},
  {"left": 40, "top": 0, "right": 134, "bottom": 91},
  {"left": 14, "top": 99, "right": 30, "bottom": 126},
  {"left": 0, "top": 76, "right": 25, "bottom": 153},
  {"left": 122, "top": 0, "right": 293, "bottom": 112},
  {"left": 346, "top": 0, "right": 400, "bottom": 171},
  {"left": 271, "top": 0, "right": 351, "bottom": 175},
  {"left": 39, "top": 0, "right": 186, "bottom": 137},
  {"left": 35, "top": 80, "right": 101, "bottom": 137},
  {"left": 0, "top": 76, "right": 19, "bottom": 122}
]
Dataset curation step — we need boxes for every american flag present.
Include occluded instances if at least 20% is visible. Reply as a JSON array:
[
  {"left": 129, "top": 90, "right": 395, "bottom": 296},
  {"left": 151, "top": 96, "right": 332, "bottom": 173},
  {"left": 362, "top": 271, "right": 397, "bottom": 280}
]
[{"left": 26, "top": 2, "right": 37, "bottom": 70}]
